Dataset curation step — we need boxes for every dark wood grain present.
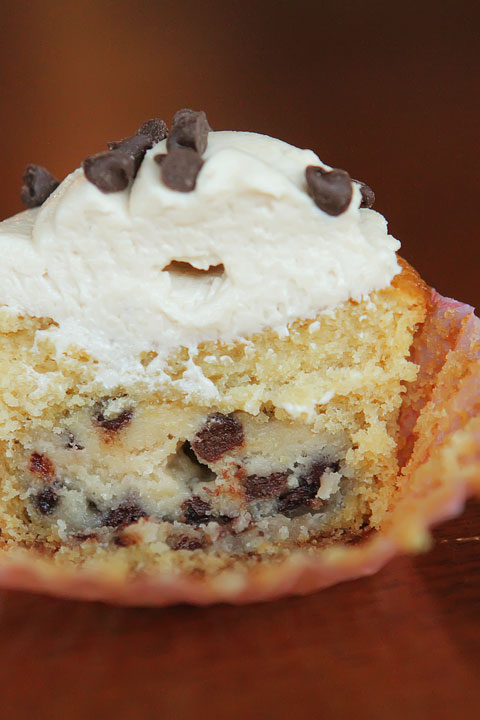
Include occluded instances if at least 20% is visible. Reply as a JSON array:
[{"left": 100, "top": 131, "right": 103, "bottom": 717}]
[{"left": 0, "top": 502, "right": 478, "bottom": 720}]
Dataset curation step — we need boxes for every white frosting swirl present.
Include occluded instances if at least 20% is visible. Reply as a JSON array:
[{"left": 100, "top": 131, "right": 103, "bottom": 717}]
[{"left": 0, "top": 131, "right": 400, "bottom": 386}]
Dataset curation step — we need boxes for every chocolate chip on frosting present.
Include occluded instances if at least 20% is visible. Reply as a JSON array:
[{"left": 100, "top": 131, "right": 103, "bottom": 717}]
[
  {"left": 107, "top": 118, "right": 168, "bottom": 174},
  {"left": 167, "top": 108, "right": 210, "bottom": 154},
  {"left": 155, "top": 147, "right": 204, "bottom": 192},
  {"left": 137, "top": 117, "right": 168, "bottom": 144},
  {"left": 306, "top": 165, "right": 353, "bottom": 216},
  {"left": 107, "top": 134, "right": 153, "bottom": 172},
  {"left": 355, "top": 180, "right": 376, "bottom": 209},
  {"left": 21, "top": 164, "right": 59, "bottom": 208},
  {"left": 83, "top": 150, "right": 136, "bottom": 193},
  {"left": 152, "top": 108, "right": 210, "bottom": 192}
]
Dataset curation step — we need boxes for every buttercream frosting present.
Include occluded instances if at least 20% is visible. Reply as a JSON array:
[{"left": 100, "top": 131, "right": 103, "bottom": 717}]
[{"left": 0, "top": 131, "right": 400, "bottom": 386}]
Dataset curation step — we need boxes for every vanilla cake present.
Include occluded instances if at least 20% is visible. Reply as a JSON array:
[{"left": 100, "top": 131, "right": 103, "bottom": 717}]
[{"left": 0, "top": 110, "right": 428, "bottom": 575}]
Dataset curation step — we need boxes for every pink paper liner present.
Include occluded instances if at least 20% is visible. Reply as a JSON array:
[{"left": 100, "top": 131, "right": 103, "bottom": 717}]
[{"left": 0, "top": 290, "right": 479, "bottom": 605}]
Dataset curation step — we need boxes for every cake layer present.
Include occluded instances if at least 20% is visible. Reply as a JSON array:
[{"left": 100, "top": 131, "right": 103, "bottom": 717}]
[{"left": 0, "top": 262, "right": 428, "bottom": 570}]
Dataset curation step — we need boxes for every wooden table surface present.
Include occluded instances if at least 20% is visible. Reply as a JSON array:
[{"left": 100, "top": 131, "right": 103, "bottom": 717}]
[
  {"left": 1, "top": 2, "right": 479, "bottom": 718},
  {"left": 0, "top": 502, "right": 478, "bottom": 720}
]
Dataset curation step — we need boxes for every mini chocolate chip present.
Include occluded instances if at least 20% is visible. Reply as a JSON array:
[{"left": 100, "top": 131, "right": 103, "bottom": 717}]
[
  {"left": 278, "top": 460, "right": 332, "bottom": 515},
  {"left": 108, "top": 134, "right": 151, "bottom": 154},
  {"left": 83, "top": 150, "right": 136, "bottom": 193},
  {"left": 21, "top": 164, "right": 59, "bottom": 208},
  {"left": 35, "top": 487, "right": 59, "bottom": 515},
  {"left": 192, "top": 413, "right": 244, "bottom": 463},
  {"left": 306, "top": 165, "right": 352, "bottom": 216},
  {"left": 137, "top": 117, "right": 168, "bottom": 144},
  {"left": 182, "top": 496, "right": 212, "bottom": 525},
  {"left": 354, "top": 180, "right": 375, "bottom": 209},
  {"left": 244, "top": 472, "right": 289, "bottom": 500},
  {"left": 103, "top": 502, "right": 146, "bottom": 528},
  {"left": 29, "top": 452, "right": 55, "bottom": 480},
  {"left": 167, "top": 108, "right": 210, "bottom": 154},
  {"left": 172, "top": 535, "right": 203, "bottom": 551},
  {"left": 93, "top": 407, "right": 133, "bottom": 433},
  {"left": 106, "top": 119, "right": 168, "bottom": 177},
  {"left": 107, "top": 134, "right": 153, "bottom": 173},
  {"left": 155, "top": 148, "right": 204, "bottom": 192},
  {"left": 277, "top": 484, "right": 315, "bottom": 514}
]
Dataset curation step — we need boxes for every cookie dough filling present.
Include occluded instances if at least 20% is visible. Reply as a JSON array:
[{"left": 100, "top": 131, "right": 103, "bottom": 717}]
[{"left": 0, "top": 110, "right": 428, "bottom": 571}]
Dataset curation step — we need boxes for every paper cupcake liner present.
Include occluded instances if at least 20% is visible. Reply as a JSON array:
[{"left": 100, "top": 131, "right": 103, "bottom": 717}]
[{"left": 0, "top": 290, "right": 479, "bottom": 605}]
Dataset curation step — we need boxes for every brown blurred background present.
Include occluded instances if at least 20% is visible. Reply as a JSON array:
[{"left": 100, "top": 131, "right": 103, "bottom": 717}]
[{"left": 1, "top": 0, "right": 479, "bottom": 306}]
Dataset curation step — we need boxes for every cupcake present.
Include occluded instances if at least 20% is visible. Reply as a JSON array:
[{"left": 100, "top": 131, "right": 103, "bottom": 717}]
[{"left": 0, "top": 110, "right": 478, "bottom": 604}]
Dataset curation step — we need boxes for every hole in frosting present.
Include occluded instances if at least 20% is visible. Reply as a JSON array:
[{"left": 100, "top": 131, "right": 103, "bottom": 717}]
[{"left": 162, "top": 260, "right": 225, "bottom": 278}]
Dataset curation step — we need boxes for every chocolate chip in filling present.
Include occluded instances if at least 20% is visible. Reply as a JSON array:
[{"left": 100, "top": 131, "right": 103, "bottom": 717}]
[
  {"left": 192, "top": 413, "right": 244, "bottom": 463},
  {"left": 102, "top": 502, "right": 146, "bottom": 528},
  {"left": 29, "top": 452, "right": 55, "bottom": 480},
  {"left": 182, "top": 496, "right": 212, "bottom": 525},
  {"left": 92, "top": 406, "right": 133, "bottom": 434},
  {"left": 277, "top": 484, "right": 319, "bottom": 515},
  {"left": 244, "top": 472, "right": 289, "bottom": 500},
  {"left": 34, "top": 487, "right": 59, "bottom": 516},
  {"left": 278, "top": 459, "right": 338, "bottom": 515},
  {"left": 170, "top": 535, "right": 203, "bottom": 551}
]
